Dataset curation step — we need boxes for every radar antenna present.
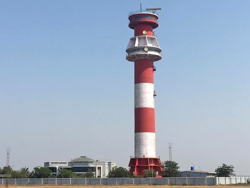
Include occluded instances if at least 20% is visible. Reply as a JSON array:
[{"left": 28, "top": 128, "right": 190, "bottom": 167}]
[{"left": 146, "top": 7, "right": 162, "bottom": 14}]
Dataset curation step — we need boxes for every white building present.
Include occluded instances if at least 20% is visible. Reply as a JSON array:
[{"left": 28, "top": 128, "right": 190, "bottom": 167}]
[
  {"left": 44, "top": 161, "right": 69, "bottom": 176},
  {"left": 44, "top": 156, "right": 116, "bottom": 178},
  {"left": 179, "top": 170, "right": 216, "bottom": 177}
]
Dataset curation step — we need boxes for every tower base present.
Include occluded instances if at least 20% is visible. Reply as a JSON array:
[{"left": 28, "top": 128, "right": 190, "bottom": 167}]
[{"left": 129, "top": 157, "right": 162, "bottom": 177}]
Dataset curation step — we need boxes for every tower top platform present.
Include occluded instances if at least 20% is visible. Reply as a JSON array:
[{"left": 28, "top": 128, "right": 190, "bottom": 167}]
[
  {"left": 128, "top": 10, "right": 159, "bottom": 29},
  {"left": 129, "top": 9, "right": 159, "bottom": 17}
]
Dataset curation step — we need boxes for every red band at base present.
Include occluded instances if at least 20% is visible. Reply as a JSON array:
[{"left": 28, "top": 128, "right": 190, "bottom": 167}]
[{"left": 129, "top": 157, "right": 162, "bottom": 177}]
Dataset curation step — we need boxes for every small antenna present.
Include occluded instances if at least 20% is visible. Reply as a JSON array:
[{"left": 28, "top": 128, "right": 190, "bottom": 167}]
[
  {"left": 146, "top": 7, "right": 162, "bottom": 14},
  {"left": 140, "top": 3, "right": 142, "bottom": 12}
]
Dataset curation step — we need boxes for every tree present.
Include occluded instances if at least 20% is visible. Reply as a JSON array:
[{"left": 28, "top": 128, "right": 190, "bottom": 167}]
[
  {"left": 161, "top": 161, "right": 179, "bottom": 177},
  {"left": 11, "top": 167, "right": 30, "bottom": 178},
  {"left": 0, "top": 166, "right": 13, "bottom": 174},
  {"left": 143, "top": 169, "right": 156, "bottom": 178},
  {"left": 57, "top": 169, "right": 76, "bottom": 178},
  {"left": 108, "top": 167, "right": 130, "bottom": 178},
  {"left": 11, "top": 171, "right": 21, "bottom": 178},
  {"left": 0, "top": 166, "right": 29, "bottom": 178},
  {"left": 19, "top": 167, "right": 30, "bottom": 178},
  {"left": 29, "top": 167, "right": 52, "bottom": 178},
  {"left": 215, "top": 164, "right": 234, "bottom": 177},
  {"left": 78, "top": 169, "right": 95, "bottom": 178}
]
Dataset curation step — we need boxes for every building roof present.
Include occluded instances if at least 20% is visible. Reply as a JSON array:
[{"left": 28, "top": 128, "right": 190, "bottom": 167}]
[
  {"left": 179, "top": 170, "right": 216, "bottom": 174},
  {"left": 70, "top": 156, "right": 95, "bottom": 163}
]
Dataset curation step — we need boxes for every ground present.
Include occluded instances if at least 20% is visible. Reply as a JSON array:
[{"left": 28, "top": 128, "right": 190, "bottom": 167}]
[{"left": 0, "top": 186, "right": 249, "bottom": 188}]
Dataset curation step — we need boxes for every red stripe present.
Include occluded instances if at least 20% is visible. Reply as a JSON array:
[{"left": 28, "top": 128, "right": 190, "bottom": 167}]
[
  {"left": 135, "top": 108, "right": 155, "bottom": 133},
  {"left": 135, "top": 59, "right": 154, "bottom": 84},
  {"left": 134, "top": 24, "right": 153, "bottom": 36}
]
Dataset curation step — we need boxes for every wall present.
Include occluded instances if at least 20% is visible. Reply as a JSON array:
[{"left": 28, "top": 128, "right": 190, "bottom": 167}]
[{"left": 216, "top": 177, "right": 249, "bottom": 185}]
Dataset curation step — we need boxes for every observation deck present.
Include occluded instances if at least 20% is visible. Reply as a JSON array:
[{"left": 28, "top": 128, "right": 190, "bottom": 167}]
[
  {"left": 126, "top": 36, "right": 162, "bottom": 62},
  {"left": 128, "top": 10, "right": 159, "bottom": 29}
]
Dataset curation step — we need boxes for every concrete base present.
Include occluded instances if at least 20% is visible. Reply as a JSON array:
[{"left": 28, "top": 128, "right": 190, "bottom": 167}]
[{"left": 129, "top": 157, "right": 162, "bottom": 177}]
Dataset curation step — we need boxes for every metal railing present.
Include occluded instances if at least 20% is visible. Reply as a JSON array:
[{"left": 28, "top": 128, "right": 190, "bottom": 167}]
[
  {"left": 129, "top": 9, "right": 158, "bottom": 17},
  {"left": 126, "top": 47, "right": 161, "bottom": 56}
]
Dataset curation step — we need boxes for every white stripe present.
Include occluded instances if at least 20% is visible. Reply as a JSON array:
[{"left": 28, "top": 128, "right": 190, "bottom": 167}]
[
  {"left": 135, "top": 83, "right": 154, "bottom": 108},
  {"left": 135, "top": 132, "right": 156, "bottom": 158}
]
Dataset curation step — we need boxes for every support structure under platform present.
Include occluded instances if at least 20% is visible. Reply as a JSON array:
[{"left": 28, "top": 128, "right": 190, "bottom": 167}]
[{"left": 129, "top": 157, "right": 162, "bottom": 177}]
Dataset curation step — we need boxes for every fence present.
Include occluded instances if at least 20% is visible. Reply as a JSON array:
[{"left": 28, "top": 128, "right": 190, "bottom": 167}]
[{"left": 0, "top": 177, "right": 249, "bottom": 186}]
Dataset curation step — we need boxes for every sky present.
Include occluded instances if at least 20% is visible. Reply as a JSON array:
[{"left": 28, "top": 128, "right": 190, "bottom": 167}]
[{"left": 0, "top": 0, "right": 250, "bottom": 175}]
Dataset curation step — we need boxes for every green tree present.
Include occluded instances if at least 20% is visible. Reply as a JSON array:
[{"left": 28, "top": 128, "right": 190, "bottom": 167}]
[
  {"left": 10, "top": 170, "right": 21, "bottom": 178},
  {"left": 161, "top": 161, "right": 179, "bottom": 177},
  {"left": 29, "top": 167, "right": 52, "bottom": 178},
  {"left": 143, "top": 169, "right": 156, "bottom": 177},
  {"left": 78, "top": 169, "right": 95, "bottom": 178},
  {"left": 57, "top": 169, "right": 76, "bottom": 178},
  {"left": 19, "top": 167, "right": 30, "bottom": 178},
  {"left": 11, "top": 167, "right": 30, "bottom": 178},
  {"left": 108, "top": 167, "right": 130, "bottom": 178},
  {"left": 215, "top": 164, "right": 234, "bottom": 177},
  {"left": 0, "top": 166, "right": 29, "bottom": 178},
  {"left": 0, "top": 166, "right": 13, "bottom": 174}
]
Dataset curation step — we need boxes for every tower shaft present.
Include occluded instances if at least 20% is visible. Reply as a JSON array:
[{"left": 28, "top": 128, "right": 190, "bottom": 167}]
[{"left": 135, "top": 59, "right": 156, "bottom": 158}]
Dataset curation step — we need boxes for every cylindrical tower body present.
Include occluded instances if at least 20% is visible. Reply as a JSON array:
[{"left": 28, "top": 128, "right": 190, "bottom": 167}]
[{"left": 126, "top": 10, "right": 162, "bottom": 177}]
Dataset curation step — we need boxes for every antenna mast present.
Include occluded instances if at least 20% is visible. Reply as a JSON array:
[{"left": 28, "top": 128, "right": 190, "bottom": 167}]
[
  {"left": 168, "top": 143, "right": 172, "bottom": 161},
  {"left": 6, "top": 148, "right": 10, "bottom": 167},
  {"left": 5, "top": 148, "right": 10, "bottom": 188}
]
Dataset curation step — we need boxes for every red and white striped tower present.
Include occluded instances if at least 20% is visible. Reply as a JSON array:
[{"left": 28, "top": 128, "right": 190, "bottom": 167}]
[{"left": 126, "top": 8, "right": 162, "bottom": 177}]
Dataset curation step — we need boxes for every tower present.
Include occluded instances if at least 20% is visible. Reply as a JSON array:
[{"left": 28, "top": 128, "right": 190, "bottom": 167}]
[{"left": 126, "top": 8, "right": 162, "bottom": 177}]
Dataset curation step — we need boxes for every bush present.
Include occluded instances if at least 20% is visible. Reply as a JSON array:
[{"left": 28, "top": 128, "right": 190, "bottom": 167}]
[
  {"left": 143, "top": 169, "right": 156, "bottom": 178},
  {"left": 108, "top": 167, "right": 130, "bottom": 178}
]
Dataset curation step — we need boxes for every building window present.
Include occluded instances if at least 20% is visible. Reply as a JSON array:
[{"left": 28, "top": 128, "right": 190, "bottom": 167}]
[{"left": 72, "top": 167, "right": 96, "bottom": 173}]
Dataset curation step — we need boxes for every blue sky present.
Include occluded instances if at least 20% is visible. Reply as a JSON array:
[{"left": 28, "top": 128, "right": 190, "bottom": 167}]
[{"left": 0, "top": 0, "right": 250, "bottom": 175}]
